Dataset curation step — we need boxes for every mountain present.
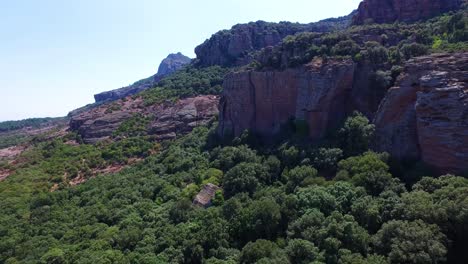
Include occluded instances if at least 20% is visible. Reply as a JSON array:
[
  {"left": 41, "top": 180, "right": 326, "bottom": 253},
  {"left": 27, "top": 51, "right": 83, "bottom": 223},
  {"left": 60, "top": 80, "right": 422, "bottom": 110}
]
[
  {"left": 194, "top": 13, "right": 354, "bottom": 67},
  {"left": 93, "top": 52, "right": 191, "bottom": 103},
  {"left": 217, "top": 6, "right": 468, "bottom": 174}
]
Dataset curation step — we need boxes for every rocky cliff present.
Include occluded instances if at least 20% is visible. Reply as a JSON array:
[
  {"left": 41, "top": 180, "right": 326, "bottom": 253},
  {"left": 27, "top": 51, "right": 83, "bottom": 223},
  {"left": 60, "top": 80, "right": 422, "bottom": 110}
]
[
  {"left": 218, "top": 52, "right": 468, "bottom": 173},
  {"left": 373, "top": 53, "right": 468, "bottom": 173},
  {"left": 195, "top": 15, "right": 354, "bottom": 67},
  {"left": 352, "top": 0, "right": 463, "bottom": 25},
  {"left": 70, "top": 95, "right": 218, "bottom": 143},
  {"left": 94, "top": 53, "right": 191, "bottom": 103},
  {"left": 218, "top": 58, "right": 357, "bottom": 139}
]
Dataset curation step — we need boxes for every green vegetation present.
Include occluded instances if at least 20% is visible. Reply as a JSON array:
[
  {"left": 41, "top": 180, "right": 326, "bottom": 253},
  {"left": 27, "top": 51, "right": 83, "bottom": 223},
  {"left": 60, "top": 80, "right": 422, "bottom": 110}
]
[
  {"left": 254, "top": 9, "right": 467, "bottom": 71},
  {"left": 0, "top": 133, "right": 29, "bottom": 149},
  {"left": 1, "top": 113, "right": 467, "bottom": 263},
  {"left": 1, "top": 8, "right": 467, "bottom": 264},
  {"left": 0, "top": 117, "right": 64, "bottom": 132},
  {"left": 140, "top": 66, "right": 228, "bottom": 106}
]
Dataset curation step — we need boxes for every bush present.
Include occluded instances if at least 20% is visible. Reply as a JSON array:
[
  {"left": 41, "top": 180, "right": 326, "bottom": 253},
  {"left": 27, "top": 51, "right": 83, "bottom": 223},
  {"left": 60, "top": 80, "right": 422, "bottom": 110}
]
[{"left": 339, "top": 112, "right": 375, "bottom": 157}]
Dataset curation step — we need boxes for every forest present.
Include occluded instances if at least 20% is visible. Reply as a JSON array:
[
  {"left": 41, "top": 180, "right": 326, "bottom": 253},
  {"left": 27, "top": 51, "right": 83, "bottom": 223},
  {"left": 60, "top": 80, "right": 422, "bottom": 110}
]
[{"left": 1, "top": 112, "right": 467, "bottom": 263}]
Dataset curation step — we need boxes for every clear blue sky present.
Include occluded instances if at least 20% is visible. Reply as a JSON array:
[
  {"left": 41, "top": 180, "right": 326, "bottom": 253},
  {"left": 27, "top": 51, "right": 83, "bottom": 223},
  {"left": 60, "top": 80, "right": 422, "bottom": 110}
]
[{"left": 0, "top": 0, "right": 362, "bottom": 121}]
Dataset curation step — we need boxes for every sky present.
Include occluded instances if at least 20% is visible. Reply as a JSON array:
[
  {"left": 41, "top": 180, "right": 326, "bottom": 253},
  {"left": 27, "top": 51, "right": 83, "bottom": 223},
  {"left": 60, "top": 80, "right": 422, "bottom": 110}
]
[{"left": 0, "top": 0, "right": 362, "bottom": 121}]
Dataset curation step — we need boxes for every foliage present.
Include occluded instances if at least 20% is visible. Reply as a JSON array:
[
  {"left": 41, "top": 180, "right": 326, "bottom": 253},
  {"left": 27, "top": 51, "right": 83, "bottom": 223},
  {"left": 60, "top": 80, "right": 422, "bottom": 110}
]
[
  {"left": 338, "top": 112, "right": 375, "bottom": 157},
  {"left": 140, "top": 65, "right": 228, "bottom": 105},
  {"left": 0, "top": 117, "right": 64, "bottom": 132}
]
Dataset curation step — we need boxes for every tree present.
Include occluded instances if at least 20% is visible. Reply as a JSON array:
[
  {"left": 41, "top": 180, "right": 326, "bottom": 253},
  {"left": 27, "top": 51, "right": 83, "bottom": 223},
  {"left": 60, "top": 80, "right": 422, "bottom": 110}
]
[
  {"left": 40, "top": 248, "right": 66, "bottom": 264},
  {"left": 337, "top": 152, "right": 397, "bottom": 196},
  {"left": 373, "top": 220, "right": 447, "bottom": 264},
  {"left": 338, "top": 112, "right": 375, "bottom": 157},
  {"left": 240, "top": 240, "right": 284, "bottom": 264},
  {"left": 248, "top": 197, "right": 282, "bottom": 239},
  {"left": 210, "top": 146, "right": 260, "bottom": 171},
  {"left": 283, "top": 165, "right": 318, "bottom": 192},
  {"left": 400, "top": 43, "right": 428, "bottom": 60},
  {"left": 285, "top": 239, "right": 324, "bottom": 264},
  {"left": 223, "top": 163, "right": 267, "bottom": 197}
]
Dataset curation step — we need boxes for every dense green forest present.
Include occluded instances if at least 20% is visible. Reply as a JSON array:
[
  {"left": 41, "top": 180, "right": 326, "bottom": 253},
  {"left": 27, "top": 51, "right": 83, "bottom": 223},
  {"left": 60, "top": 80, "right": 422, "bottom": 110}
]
[
  {"left": 1, "top": 8, "right": 467, "bottom": 264},
  {"left": 1, "top": 115, "right": 467, "bottom": 263}
]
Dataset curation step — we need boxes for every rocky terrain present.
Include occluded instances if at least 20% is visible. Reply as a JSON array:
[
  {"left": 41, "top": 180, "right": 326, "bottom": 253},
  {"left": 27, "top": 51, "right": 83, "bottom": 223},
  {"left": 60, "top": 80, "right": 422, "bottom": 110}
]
[
  {"left": 195, "top": 14, "right": 354, "bottom": 67},
  {"left": 218, "top": 51, "right": 468, "bottom": 173},
  {"left": 70, "top": 95, "right": 219, "bottom": 143},
  {"left": 94, "top": 52, "right": 191, "bottom": 103},
  {"left": 218, "top": 57, "right": 356, "bottom": 139},
  {"left": 374, "top": 52, "right": 468, "bottom": 173},
  {"left": 352, "top": 0, "right": 464, "bottom": 25}
]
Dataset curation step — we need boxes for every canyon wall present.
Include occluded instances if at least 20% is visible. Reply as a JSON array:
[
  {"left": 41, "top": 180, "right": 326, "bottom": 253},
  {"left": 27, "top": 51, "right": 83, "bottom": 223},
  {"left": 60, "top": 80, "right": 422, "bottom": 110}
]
[
  {"left": 218, "top": 58, "right": 357, "bottom": 139},
  {"left": 374, "top": 53, "right": 468, "bottom": 173}
]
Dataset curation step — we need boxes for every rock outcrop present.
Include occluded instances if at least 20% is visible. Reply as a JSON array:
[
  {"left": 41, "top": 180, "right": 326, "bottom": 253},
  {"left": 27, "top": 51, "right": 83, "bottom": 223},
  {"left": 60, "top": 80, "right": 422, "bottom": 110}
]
[
  {"left": 195, "top": 15, "right": 354, "bottom": 67},
  {"left": 352, "top": 0, "right": 463, "bottom": 25},
  {"left": 70, "top": 95, "right": 219, "bottom": 143},
  {"left": 94, "top": 53, "right": 191, "bottom": 103},
  {"left": 218, "top": 58, "right": 357, "bottom": 139},
  {"left": 374, "top": 53, "right": 468, "bottom": 173}
]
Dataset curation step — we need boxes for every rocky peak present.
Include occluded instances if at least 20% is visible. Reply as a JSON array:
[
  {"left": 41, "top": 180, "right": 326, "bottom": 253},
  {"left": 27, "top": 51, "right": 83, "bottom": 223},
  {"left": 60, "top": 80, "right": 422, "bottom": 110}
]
[
  {"left": 94, "top": 52, "right": 191, "bottom": 103},
  {"left": 157, "top": 52, "right": 191, "bottom": 76},
  {"left": 352, "top": 0, "right": 464, "bottom": 25}
]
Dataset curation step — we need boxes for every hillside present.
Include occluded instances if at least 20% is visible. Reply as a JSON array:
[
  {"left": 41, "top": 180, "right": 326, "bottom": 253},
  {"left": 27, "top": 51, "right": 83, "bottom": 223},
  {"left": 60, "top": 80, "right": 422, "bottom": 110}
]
[{"left": 0, "top": 1, "right": 468, "bottom": 263}]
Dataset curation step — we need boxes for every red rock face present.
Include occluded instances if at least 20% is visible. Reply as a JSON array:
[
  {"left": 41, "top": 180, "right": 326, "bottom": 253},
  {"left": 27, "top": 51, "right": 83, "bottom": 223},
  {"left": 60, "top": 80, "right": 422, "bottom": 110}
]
[
  {"left": 218, "top": 58, "right": 356, "bottom": 139},
  {"left": 374, "top": 53, "right": 468, "bottom": 173},
  {"left": 352, "top": 0, "right": 463, "bottom": 25},
  {"left": 70, "top": 95, "right": 219, "bottom": 143}
]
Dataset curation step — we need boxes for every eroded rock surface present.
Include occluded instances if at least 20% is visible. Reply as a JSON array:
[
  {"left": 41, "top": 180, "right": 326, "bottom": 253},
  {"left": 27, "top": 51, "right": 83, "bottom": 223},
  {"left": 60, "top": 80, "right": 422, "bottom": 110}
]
[
  {"left": 70, "top": 95, "right": 219, "bottom": 143},
  {"left": 352, "top": 0, "right": 463, "bottom": 25},
  {"left": 374, "top": 53, "right": 468, "bottom": 173},
  {"left": 218, "top": 58, "right": 357, "bottom": 139}
]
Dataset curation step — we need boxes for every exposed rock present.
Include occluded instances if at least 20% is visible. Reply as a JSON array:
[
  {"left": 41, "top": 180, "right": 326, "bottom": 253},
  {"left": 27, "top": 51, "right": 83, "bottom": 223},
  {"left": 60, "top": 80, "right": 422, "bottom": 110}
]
[
  {"left": 150, "top": 96, "right": 219, "bottom": 140},
  {"left": 70, "top": 95, "right": 219, "bottom": 144},
  {"left": 193, "top": 183, "right": 221, "bottom": 208},
  {"left": 374, "top": 53, "right": 468, "bottom": 173},
  {"left": 195, "top": 15, "right": 354, "bottom": 67},
  {"left": 218, "top": 57, "right": 357, "bottom": 139},
  {"left": 0, "top": 146, "right": 26, "bottom": 160},
  {"left": 94, "top": 53, "right": 191, "bottom": 103},
  {"left": 157, "top": 52, "right": 191, "bottom": 76},
  {"left": 352, "top": 0, "right": 463, "bottom": 25}
]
